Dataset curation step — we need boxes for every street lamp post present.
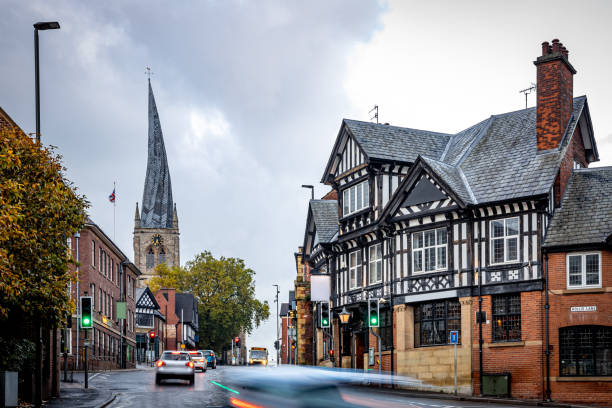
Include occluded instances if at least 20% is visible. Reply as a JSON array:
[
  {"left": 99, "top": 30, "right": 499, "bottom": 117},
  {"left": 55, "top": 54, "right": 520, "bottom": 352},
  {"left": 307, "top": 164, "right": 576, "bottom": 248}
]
[
  {"left": 32, "top": 22, "right": 60, "bottom": 406},
  {"left": 338, "top": 307, "right": 350, "bottom": 368},
  {"left": 273, "top": 284, "right": 280, "bottom": 366},
  {"left": 33, "top": 21, "right": 60, "bottom": 143}
]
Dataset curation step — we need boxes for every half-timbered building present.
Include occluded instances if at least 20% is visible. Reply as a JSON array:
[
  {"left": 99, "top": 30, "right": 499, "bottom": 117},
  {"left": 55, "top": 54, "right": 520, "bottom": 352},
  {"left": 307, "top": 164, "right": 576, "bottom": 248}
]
[
  {"left": 300, "top": 39, "right": 609, "bottom": 402},
  {"left": 135, "top": 286, "right": 166, "bottom": 362}
]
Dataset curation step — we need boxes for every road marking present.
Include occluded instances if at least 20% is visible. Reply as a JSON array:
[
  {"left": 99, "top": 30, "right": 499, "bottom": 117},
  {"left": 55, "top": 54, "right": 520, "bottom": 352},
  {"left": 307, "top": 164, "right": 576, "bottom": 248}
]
[
  {"left": 210, "top": 380, "right": 240, "bottom": 394},
  {"left": 89, "top": 372, "right": 102, "bottom": 380}
]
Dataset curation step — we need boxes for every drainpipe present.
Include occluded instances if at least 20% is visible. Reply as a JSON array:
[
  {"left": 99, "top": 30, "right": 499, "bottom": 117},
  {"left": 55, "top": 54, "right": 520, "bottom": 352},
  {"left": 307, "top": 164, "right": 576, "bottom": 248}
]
[
  {"left": 544, "top": 252, "right": 551, "bottom": 401},
  {"left": 478, "top": 264, "right": 483, "bottom": 396},
  {"left": 388, "top": 233, "right": 394, "bottom": 383}
]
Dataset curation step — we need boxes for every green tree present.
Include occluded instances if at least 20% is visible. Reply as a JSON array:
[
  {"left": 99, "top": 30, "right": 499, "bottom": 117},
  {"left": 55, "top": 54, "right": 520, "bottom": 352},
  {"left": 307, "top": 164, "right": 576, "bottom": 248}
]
[
  {"left": 149, "top": 251, "right": 270, "bottom": 352},
  {"left": 0, "top": 127, "right": 88, "bottom": 324}
]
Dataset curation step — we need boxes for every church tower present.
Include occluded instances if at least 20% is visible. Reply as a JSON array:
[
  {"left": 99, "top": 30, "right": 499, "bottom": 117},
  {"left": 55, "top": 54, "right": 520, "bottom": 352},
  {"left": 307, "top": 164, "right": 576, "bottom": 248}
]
[{"left": 134, "top": 79, "right": 180, "bottom": 286}]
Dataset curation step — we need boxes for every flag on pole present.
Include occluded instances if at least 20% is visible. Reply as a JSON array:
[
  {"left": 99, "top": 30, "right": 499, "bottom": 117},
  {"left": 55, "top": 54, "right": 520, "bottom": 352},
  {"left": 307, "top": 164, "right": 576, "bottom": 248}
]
[{"left": 108, "top": 187, "right": 116, "bottom": 203}]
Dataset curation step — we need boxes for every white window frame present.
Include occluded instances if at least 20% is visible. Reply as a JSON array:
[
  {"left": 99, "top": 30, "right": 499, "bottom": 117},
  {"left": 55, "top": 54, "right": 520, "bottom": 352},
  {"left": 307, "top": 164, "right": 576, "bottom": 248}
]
[
  {"left": 66, "top": 328, "right": 72, "bottom": 355},
  {"left": 349, "top": 250, "right": 362, "bottom": 289},
  {"left": 342, "top": 180, "right": 370, "bottom": 217},
  {"left": 490, "top": 217, "right": 520, "bottom": 265},
  {"left": 566, "top": 252, "right": 601, "bottom": 289},
  {"left": 368, "top": 244, "right": 383, "bottom": 285},
  {"left": 412, "top": 227, "right": 448, "bottom": 274}
]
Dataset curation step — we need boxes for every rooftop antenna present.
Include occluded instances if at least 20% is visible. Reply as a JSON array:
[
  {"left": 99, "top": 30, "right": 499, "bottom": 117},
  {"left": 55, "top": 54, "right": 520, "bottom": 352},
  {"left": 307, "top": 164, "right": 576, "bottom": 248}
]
[
  {"left": 519, "top": 83, "right": 536, "bottom": 109},
  {"left": 369, "top": 105, "right": 378, "bottom": 124},
  {"left": 145, "top": 66, "right": 154, "bottom": 81}
]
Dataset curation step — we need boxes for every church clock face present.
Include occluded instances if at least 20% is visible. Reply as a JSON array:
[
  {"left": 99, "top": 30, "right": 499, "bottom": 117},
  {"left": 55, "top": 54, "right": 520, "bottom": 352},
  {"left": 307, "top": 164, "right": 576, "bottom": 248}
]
[{"left": 151, "top": 234, "right": 163, "bottom": 247}]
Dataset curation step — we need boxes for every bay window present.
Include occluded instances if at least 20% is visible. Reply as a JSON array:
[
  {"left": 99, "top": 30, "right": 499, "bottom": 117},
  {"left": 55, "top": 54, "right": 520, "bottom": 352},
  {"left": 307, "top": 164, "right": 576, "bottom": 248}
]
[
  {"left": 342, "top": 180, "right": 369, "bottom": 216},
  {"left": 412, "top": 227, "right": 447, "bottom": 273},
  {"left": 490, "top": 217, "right": 519, "bottom": 264}
]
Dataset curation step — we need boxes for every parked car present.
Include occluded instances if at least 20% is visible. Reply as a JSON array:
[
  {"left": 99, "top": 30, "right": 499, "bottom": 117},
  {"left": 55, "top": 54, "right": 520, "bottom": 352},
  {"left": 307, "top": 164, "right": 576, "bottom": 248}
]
[
  {"left": 199, "top": 349, "right": 217, "bottom": 369},
  {"left": 155, "top": 351, "right": 195, "bottom": 385},
  {"left": 188, "top": 350, "right": 207, "bottom": 372}
]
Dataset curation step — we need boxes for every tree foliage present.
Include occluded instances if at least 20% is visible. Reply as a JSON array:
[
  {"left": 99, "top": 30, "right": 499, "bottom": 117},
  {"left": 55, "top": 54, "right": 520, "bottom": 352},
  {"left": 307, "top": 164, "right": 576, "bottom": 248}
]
[
  {"left": 0, "top": 127, "right": 88, "bottom": 323},
  {"left": 149, "top": 251, "right": 270, "bottom": 352}
]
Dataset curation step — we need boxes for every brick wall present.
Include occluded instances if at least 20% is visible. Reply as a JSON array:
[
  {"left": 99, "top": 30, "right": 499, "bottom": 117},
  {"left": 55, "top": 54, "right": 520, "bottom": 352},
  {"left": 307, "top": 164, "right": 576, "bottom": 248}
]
[
  {"left": 554, "top": 126, "right": 587, "bottom": 206},
  {"left": 535, "top": 40, "right": 575, "bottom": 151},
  {"left": 546, "top": 250, "right": 612, "bottom": 405},
  {"left": 155, "top": 289, "right": 179, "bottom": 350},
  {"left": 66, "top": 226, "right": 138, "bottom": 370},
  {"left": 471, "top": 291, "right": 544, "bottom": 399}
]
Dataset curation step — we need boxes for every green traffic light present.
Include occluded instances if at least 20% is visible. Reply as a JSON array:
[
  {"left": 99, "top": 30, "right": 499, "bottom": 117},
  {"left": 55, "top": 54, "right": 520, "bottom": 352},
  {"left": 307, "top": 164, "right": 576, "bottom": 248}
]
[
  {"left": 323, "top": 319, "right": 328, "bottom": 325},
  {"left": 370, "top": 317, "right": 377, "bottom": 325},
  {"left": 83, "top": 317, "right": 90, "bottom": 325}
]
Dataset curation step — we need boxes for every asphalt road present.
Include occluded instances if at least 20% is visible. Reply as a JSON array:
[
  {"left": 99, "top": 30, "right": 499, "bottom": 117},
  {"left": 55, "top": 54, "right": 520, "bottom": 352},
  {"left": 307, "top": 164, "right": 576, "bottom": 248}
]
[
  {"left": 55, "top": 366, "right": 532, "bottom": 408},
  {"left": 94, "top": 365, "right": 228, "bottom": 408}
]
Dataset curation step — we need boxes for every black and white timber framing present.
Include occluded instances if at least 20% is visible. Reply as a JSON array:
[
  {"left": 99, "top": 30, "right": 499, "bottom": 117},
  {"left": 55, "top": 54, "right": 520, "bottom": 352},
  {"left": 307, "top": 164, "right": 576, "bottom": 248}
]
[{"left": 302, "top": 99, "right": 600, "bottom": 311}]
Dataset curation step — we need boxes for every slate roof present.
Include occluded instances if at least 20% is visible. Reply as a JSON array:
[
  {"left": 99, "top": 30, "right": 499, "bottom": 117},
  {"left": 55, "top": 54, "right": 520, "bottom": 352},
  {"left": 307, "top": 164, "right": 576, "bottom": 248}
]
[
  {"left": 140, "top": 80, "right": 174, "bottom": 229},
  {"left": 310, "top": 200, "right": 339, "bottom": 244},
  {"left": 344, "top": 119, "right": 451, "bottom": 163},
  {"left": 543, "top": 167, "right": 612, "bottom": 248},
  {"left": 280, "top": 303, "right": 289, "bottom": 317},
  {"left": 386, "top": 96, "right": 588, "bottom": 208}
]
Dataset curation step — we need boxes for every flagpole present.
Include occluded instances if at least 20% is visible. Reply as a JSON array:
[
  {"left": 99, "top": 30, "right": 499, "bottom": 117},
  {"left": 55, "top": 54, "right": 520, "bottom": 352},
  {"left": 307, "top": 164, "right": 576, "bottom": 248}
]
[{"left": 113, "top": 181, "right": 116, "bottom": 241}]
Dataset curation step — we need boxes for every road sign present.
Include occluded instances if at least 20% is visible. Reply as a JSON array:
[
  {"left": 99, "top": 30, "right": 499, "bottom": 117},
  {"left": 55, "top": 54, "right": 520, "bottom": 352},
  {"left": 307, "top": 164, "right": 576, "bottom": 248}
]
[{"left": 450, "top": 330, "right": 459, "bottom": 344}]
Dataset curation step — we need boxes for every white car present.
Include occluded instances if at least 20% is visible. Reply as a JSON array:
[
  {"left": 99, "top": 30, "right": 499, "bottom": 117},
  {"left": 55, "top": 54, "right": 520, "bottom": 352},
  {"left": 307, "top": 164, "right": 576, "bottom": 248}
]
[
  {"left": 188, "top": 351, "right": 207, "bottom": 372},
  {"left": 155, "top": 351, "right": 195, "bottom": 385}
]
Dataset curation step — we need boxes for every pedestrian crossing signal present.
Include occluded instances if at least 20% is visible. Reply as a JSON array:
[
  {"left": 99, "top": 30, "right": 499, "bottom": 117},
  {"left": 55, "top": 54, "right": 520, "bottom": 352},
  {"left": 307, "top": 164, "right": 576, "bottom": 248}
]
[
  {"left": 368, "top": 298, "right": 379, "bottom": 327},
  {"left": 80, "top": 296, "right": 92, "bottom": 329}
]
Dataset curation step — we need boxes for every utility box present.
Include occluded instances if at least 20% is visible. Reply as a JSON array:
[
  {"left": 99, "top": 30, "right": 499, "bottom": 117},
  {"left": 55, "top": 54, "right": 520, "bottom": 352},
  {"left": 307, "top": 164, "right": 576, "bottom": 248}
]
[
  {"left": 482, "top": 373, "right": 511, "bottom": 397},
  {"left": 0, "top": 371, "right": 18, "bottom": 408}
]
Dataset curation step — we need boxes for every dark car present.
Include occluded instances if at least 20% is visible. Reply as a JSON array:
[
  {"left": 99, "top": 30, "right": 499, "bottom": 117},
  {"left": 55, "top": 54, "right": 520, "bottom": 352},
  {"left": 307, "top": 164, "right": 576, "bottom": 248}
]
[{"left": 199, "top": 349, "right": 217, "bottom": 369}]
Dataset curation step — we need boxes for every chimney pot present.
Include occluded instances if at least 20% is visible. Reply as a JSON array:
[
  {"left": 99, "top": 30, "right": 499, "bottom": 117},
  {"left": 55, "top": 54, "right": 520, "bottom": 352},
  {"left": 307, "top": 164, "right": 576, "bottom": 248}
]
[
  {"left": 541, "top": 41, "right": 550, "bottom": 56},
  {"left": 552, "top": 39, "right": 562, "bottom": 53}
]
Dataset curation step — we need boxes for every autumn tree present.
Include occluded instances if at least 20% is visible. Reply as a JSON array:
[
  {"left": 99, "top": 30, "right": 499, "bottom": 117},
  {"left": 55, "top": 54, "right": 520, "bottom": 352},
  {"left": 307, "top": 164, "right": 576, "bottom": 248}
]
[
  {"left": 0, "top": 127, "right": 87, "bottom": 352},
  {"left": 149, "top": 251, "right": 270, "bottom": 352}
]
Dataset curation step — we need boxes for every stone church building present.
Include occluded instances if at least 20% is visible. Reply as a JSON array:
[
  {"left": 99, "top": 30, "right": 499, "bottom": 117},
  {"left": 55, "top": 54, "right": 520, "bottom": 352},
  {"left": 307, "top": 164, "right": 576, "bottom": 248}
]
[{"left": 134, "top": 79, "right": 180, "bottom": 285}]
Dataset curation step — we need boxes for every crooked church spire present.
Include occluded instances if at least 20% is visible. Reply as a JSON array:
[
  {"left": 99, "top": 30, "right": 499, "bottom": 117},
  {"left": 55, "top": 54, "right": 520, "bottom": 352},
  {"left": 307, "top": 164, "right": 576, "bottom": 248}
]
[{"left": 140, "top": 79, "right": 174, "bottom": 229}]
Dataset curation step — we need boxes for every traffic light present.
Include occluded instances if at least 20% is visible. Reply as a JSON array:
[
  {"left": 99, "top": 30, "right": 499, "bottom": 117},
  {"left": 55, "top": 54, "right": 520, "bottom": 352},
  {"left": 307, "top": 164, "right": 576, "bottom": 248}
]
[
  {"left": 368, "top": 298, "right": 379, "bottom": 327},
  {"left": 80, "top": 296, "right": 92, "bottom": 329},
  {"left": 291, "top": 340, "right": 296, "bottom": 350},
  {"left": 235, "top": 337, "right": 241, "bottom": 348},
  {"left": 320, "top": 302, "right": 330, "bottom": 328},
  {"left": 274, "top": 340, "right": 280, "bottom": 350},
  {"left": 149, "top": 330, "right": 156, "bottom": 343}
]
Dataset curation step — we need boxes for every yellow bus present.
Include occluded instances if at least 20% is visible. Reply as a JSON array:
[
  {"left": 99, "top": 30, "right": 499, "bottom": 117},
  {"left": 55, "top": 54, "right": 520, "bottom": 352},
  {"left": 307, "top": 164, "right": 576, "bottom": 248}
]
[{"left": 249, "top": 347, "right": 268, "bottom": 366}]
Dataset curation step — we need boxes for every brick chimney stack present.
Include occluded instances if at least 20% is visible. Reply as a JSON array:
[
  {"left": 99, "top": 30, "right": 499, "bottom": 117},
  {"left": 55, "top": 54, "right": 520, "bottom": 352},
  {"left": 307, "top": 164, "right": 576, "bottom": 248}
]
[{"left": 534, "top": 39, "right": 576, "bottom": 150}]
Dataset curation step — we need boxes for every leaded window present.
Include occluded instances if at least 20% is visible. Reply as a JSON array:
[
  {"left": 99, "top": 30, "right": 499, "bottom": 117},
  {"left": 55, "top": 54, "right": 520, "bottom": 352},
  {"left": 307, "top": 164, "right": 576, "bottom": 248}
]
[
  {"left": 368, "top": 244, "right": 382, "bottom": 285},
  {"left": 342, "top": 180, "right": 369, "bottom": 216},
  {"left": 492, "top": 294, "right": 521, "bottom": 342},
  {"left": 136, "top": 312, "right": 154, "bottom": 327},
  {"left": 158, "top": 247, "right": 166, "bottom": 265},
  {"left": 567, "top": 253, "right": 601, "bottom": 289},
  {"left": 146, "top": 247, "right": 154, "bottom": 269},
  {"left": 414, "top": 299, "right": 461, "bottom": 347},
  {"left": 412, "top": 228, "right": 447, "bottom": 273},
  {"left": 560, "top": 326, "right": 612, "bottom": 377},
  {"left": 349, "top": 250, "right": 362, "bottom": 289},
  {"left": 490, "top": 217, "right": 519, "bottom": 264}
]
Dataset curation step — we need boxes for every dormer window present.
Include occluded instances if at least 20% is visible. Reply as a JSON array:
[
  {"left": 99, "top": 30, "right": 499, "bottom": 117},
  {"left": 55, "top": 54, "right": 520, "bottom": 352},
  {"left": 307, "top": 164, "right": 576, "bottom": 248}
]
[{"left": 342, "top": 180, "right": 369, "bottom": 216}]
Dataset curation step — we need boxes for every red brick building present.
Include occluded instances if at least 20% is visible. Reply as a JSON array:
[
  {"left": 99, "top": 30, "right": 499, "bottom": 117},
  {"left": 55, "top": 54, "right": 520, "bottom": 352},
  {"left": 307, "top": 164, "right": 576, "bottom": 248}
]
[
  {"left": 542, "top": 168, "right": 612, "bottom": 405},
  {"left": 155, "top": 288, "right": 180, "bottom": 350},
  {"left": 65, "top": 219, "right": 140, "bottom": 370}
]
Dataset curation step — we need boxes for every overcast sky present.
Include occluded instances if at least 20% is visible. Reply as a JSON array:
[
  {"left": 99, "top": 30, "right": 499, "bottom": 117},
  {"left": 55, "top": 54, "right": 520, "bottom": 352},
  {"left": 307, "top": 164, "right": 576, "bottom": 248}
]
[{"left": 2, "top": 0, "right": 612, "bottom": 356}]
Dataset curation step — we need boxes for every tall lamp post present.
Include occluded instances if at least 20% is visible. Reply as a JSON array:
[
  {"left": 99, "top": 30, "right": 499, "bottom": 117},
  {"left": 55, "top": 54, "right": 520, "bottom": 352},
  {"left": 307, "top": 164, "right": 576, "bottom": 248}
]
[
  {"left": 33, "top": 21, "right": 60, "bottom": 143},
  {"left": 33, "top": 21, "right": 60, "bottom": 406},
  {"left": 338, "top": 307, "right": 351, "bottom": 368},
  {"left": 273, "top": 284, "right": 280, "bottom": 366}
]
